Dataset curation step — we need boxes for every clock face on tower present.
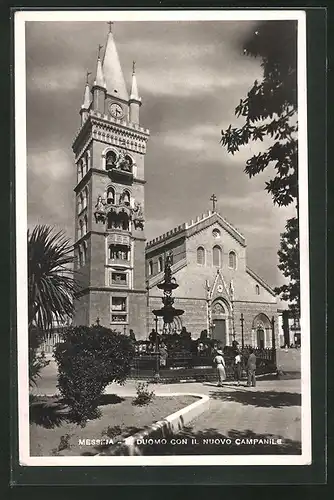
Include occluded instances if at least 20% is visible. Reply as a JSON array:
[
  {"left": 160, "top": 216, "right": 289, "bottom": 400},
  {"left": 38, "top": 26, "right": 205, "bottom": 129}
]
[{"left": 109, "top": 102, "right": 124, "bottom": 119}]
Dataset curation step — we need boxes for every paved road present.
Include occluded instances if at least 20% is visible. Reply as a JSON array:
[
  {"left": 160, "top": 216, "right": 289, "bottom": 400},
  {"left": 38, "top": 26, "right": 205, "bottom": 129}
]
[{"left": 32, "top": 353, "right": 302, "bottom": 456}]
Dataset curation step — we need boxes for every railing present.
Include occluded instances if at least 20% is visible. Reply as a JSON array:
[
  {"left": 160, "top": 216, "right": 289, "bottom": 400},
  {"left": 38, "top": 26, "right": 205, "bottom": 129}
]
[{"left": 37, "top": 328, "right": 66, "bottom": 354}]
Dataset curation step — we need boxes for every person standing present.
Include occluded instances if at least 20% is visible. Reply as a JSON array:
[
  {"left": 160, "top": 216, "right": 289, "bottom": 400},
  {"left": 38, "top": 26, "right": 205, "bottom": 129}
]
[
  {"left": 213, "top": 349, "right": 226, "bottom": 387},
  {"left": 234, "top": 349, "right": 242, "bottom": 386},
  {"left": 246, "top": 347, "right": 257, "bottom": 387}
]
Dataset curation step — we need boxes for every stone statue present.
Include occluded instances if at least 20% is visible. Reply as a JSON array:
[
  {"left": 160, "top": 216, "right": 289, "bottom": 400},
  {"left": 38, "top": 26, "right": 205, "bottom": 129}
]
[
  {"left": 132, "top": 201, "right": 144, "bottom": 230},
  {"left": 94, "top": 195, "right": 106, "bottom": 223}
]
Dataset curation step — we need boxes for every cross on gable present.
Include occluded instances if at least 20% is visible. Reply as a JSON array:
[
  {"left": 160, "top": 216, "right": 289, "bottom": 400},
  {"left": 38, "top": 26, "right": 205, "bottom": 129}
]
[{"left": 210, "top": 194, "right": 217, "bottom": 212}]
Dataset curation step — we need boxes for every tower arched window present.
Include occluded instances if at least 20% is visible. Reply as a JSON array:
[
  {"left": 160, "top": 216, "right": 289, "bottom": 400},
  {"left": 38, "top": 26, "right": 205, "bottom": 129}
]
[
  {"left": 106, "top": 187, "right": 115, "bottom": 204},
  {"left": 120, "top": 189, "right": 131, "bottom": 206},
  {"left": 105, "top": 150, "right": 117, "bottom": 170},
  {"left": 86, "top": 151, "right": 90, "bottom": 172},
  {"left": 229, "top": 251, "right": 237, "bottom": 269},
  {"left": 83, "top": 187, "right": 88, "bottom": 210},
  {"left": 80, "top": 159, "right": 84, "bottom": 179},
  {"left": 148, "top": 260, "right": 153, "bottom": 276},
  {"left": 107, "top": 211, "right": 129, "bottom": 231},
  {"left": 197, "top": 246, "right": 205, "bottom": 265},
  {"left": 212, "top": 245, "right": 222, "bottom": 267},
  {"left": 83, "top": 215, "right": 88, "bottom": 235},
  {"left": 82, "top": 241, "right": 87, "bottom": 266},
  {"left": 78, "top": 246, "right": 83, "bottom": 267},
  {"left": 79, "top": 219, "right": 83, "bottom": 239},
  {"left": 122, "top": 155, "right": 133, "bottom": 173},
  {"left": 255, "top": 284, "right": 260, "bottom": 295},
  {"left": 158, "top": 256, "right": 163, "bottom": 273},
  {"left": 78, "top": 194, "right": 83, "bottom": 214}
]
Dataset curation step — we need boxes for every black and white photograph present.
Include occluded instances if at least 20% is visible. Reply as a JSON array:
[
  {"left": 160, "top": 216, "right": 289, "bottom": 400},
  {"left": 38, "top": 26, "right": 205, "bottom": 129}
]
[{"left": 15, "top": 10, "right": 311, "bottom": 467}]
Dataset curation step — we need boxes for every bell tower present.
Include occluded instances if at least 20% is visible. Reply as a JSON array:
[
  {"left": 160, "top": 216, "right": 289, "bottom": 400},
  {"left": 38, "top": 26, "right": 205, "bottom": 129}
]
[{"left": 72, "top": 24, "right": 150, "bottom": 338}]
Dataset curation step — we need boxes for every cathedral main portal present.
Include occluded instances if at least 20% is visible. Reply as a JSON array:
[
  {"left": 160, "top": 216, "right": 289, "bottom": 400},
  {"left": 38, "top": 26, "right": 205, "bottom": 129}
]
[{"left": 211, "top": 299, "right": 230, "bottom": 347}]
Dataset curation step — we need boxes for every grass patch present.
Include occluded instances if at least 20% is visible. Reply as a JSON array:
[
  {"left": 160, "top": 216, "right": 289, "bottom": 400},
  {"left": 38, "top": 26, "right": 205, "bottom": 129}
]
[{"left": 30, "top": 393, "right": 197, "bottom": 456}]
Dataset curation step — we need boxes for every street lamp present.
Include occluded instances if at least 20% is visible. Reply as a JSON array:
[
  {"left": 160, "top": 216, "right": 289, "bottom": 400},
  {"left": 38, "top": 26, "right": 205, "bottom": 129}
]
[
  {"left": 240, "top": 313, "right": 245, "bottom": 349},
  {"left": 154, "top": 315, "right": 160, "bottom": 380}
]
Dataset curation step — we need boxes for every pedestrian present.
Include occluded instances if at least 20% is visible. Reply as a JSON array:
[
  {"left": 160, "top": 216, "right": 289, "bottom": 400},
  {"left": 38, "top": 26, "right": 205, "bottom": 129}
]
[
  {"left": 159, "top": 342, "right": 168, "bottom": 368},
  {"left": 234, "top": 348, "right": 242, "bottom": 386},
  {"left": 246, "top": 347, "right": 257, "bottom": 387},
  {"left": 213, "top": 348, "right": 226, "bottom": 387}
]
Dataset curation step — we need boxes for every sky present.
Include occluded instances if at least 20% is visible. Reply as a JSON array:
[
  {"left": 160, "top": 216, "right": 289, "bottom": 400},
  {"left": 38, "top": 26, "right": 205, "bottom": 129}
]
[{"left": 25, "top": 19, "right": 296, "bottom": 290}]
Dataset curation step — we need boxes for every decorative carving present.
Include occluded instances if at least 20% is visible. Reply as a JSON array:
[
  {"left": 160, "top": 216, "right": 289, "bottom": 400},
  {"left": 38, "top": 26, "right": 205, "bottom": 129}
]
[
  {"left": 213, "top": 303, "right": 224, "bottom": 314},
  {"left": 94, "top": 195, "right": 107, "bottom": 223},
  {"left": 132, "top": 201, "right": 145, "bottom": 230},
  {"left": 115, "top": 150, "right": 132, "bottom": 172}
]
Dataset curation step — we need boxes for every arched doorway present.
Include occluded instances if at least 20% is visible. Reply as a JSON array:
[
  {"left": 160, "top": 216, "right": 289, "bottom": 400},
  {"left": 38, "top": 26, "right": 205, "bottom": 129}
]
[
  {"left": 256, "top": 327, "right": 265, "bottom": 349},
  {"left": 211, "top": 299, "right": 230, "bottom": 347},
  {"left": 252, "top": 313, "right": 271, "bottom": 348}
]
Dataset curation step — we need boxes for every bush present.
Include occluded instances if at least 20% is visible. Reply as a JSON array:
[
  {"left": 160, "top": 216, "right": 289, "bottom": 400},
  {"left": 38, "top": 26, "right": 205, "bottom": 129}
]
[
  {"left": 132, "top": 382, "right": 155, "bottom": 406},
  {"left": 54, "top": 325, "right": 135, "bottom": 424}
]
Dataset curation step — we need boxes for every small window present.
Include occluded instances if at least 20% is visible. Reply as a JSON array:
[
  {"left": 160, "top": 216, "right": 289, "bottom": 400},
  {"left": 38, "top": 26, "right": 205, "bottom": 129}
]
[
  {"left": 229, "top": 251, "right": 237, "bottom": 269},
  {"left": 197, "top": 246, "right": 205, "bottom": 265},
  {"left": 158, "top": 256, "right": 163, "bottom": 273},
  {"left": 255, "top": 285, "right": 260, "bottom": 295},
  {"left": 213, "top": 245, "right": 222, "bottom": 267},
  {"left": 111, "top": 296, "right": 127, "bottom": 311},
  {"left": 148, "top": 260, "right": 153, "bottom": 276},
  {"left": 109, "top": 244, "right": 129, "bottom": 261},
  {"left": 111, "top": 272, "right": 127, "bottom": 286}
]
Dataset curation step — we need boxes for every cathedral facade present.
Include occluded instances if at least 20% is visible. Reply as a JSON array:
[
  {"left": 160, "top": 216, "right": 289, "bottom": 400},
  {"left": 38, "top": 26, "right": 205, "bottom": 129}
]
[
  {"left": 72, "top": 27, "right": 279, "bottom": 348},
  {"left": 146, "top": 212, "right": 279, "bottom": 348}
]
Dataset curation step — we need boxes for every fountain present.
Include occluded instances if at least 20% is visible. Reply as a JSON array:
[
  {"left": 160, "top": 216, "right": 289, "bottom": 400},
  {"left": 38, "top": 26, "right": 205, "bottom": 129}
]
[{"left": 152, "top": 253, "right": 184, "bottom": 335}]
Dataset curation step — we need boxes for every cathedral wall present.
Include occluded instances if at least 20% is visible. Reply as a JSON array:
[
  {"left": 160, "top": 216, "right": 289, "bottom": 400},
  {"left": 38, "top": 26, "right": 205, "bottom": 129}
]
[
  {"left": 89, "top": 232, "right": 107, "bottom": 287},
  {"left": 146, "top": 237, "right": 186, "bottom": 278},
  {"left": 233, "top": 301, "right": 279, "bottom": 348}
]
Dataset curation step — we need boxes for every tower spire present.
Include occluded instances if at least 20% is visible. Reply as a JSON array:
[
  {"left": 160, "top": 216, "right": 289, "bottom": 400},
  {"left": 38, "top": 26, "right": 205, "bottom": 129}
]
[
  {"left": 93, "top": 45, "right": 106, "bottom": 88},
  {"left": 130, "top": 60, "right": 141, "bottom": 101},
  {"left": 80, "top": 71, "right": 91, "bottom": 124},
  {"left": 102, "top": 24, "right": 129, "bottom": 101}
]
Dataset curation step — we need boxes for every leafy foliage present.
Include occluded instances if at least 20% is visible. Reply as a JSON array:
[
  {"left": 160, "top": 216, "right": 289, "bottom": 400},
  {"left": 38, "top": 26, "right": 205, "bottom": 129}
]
[
  {"left": 132, "top": 382, "right": 155, "bottom": 406},
  {"left": 54, "top": 326, "right": 135, "bottom": 424},
  {"left": 28, "top": 225, "right": 79, "bottom": 331},
  {"left": 220, "top": 21, "right": 299, "bottom": 311},
  {"left": 274, "top": 217, "right": 300, "bottom": 314}
]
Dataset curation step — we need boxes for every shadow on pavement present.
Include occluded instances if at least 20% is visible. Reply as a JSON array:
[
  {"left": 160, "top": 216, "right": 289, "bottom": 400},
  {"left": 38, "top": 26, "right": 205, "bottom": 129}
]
[{"left": 209, "top": 390, "right": 301, "bottom": 408}]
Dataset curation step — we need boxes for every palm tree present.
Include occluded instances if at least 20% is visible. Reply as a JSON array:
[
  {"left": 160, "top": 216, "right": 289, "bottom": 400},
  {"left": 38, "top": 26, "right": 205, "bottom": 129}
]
[{"left": 28, "top": 225, "right": 79, "bottom": 331}]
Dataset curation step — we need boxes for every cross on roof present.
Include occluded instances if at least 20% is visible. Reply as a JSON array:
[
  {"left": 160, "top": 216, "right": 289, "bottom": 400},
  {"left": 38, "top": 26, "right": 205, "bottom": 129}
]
[
  {"left": 210, "top": 194, "right": 217, "bottom": 212},
  {"left": 108, "top": 21, "right": 113, "bottom": 33},
  {"left": 132, "top": 60, "right": 136, "bottom": 74}
]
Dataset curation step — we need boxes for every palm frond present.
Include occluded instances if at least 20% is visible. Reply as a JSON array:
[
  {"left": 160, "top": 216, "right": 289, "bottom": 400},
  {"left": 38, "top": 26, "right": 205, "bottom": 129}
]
[{"left": 28, "top": 225, "right": 80, "bottom": 331}]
